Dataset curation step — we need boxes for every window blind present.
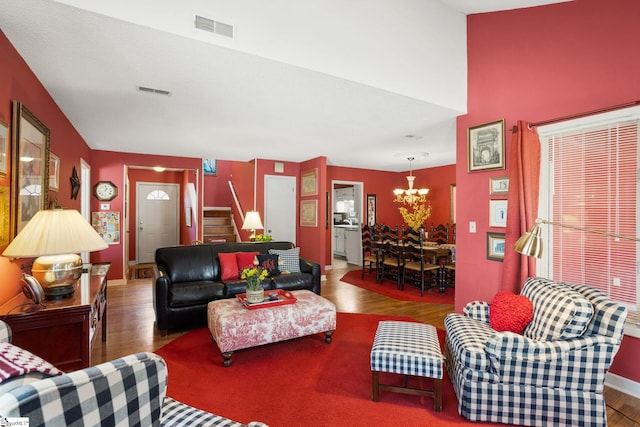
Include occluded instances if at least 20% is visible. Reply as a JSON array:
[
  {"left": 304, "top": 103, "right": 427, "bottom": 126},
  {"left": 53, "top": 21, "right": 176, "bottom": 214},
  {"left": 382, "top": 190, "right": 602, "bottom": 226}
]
[{"left": 538, "top": 107, "right": 640, "bottom": 333}]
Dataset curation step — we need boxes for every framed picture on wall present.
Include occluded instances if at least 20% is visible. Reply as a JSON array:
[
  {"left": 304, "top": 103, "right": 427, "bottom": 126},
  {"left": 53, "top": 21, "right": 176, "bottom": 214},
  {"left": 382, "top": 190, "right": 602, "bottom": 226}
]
[
  {"left": 366, "top": 194, "right": 376, "bottom": 226},
  {"left": 450, "top": 184, "right": 456, "bottom": 224},
  {"left": 11, "top": 101, "right": 50, "bottom": 237},
  {"left": 49, "top": 153, "right": 60, "bottom": 191},
  {"left": 489, "top": 199, "right": 508, "bottom": 227},
  {"left": 203, "top": 158, "right": 216, "bottom": 175},
  {"left": 468, "top": 119, "right": 505, "bottom": 172},
  {"left": 301, "top": 168, "right": 318, "bottom": 196},
  {"left": 487, "top": 232, "right": 505, "bottom": 261},
  {"left": 490, "top": 176, "right": 509, "bottom": 195},
  {"left": 300, "top": 199, "right": 317, "bottom": 227}
]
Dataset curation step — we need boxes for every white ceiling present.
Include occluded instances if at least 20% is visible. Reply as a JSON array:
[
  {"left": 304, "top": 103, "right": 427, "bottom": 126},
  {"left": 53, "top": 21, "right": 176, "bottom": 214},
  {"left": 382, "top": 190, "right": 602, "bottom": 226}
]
[{"left": 0, "top": 0, "right": 571, "bottom": 172}]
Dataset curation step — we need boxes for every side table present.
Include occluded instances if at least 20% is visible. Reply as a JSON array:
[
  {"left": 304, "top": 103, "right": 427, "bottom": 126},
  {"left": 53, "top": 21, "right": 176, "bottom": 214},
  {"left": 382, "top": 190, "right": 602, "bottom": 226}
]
[{"left": 0, "top": 263, "right": 110, "bottom": 371}]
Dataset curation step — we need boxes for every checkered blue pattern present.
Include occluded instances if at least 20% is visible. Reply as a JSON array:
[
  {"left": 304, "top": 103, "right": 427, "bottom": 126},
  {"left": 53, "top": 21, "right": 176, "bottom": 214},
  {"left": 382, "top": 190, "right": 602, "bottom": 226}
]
[
  {"left": 522, "top": 277, "right": 594, "bottom": 340},
  {"left": 268, "top": 247, "right": 301, "bottom": 273},
  {"left": 161, "top": 397, "right": 268, "bottom": 426},
  {"left": 371, "top": 321, "right": 443, "bottom": 379},
  {"left": 0, "top": 321, "right": 268, "bottom": 427},
  {"left": 444, "top": 277, "right": 628, "bottom": 426},
  {"left": 0, "top": 352, "right": 167, "bottom": 426}
]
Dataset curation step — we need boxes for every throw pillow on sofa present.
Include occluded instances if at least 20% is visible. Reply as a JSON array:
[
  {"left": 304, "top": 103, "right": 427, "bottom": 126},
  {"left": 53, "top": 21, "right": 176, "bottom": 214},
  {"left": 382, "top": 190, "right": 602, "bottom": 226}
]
[
  {"left": 489, "top": 291, "right": 533, "bottom": 334},
  {"left": 236, "top": 251, "right": 260, "bottom": 271},
  {"left": 257, "top": 254, "right": 281, "bottom": 276},
  {"left": 268, "top": 248, "right": 301, "bottom": 273},
  {"left": 219, "top": 252, "right": 240, "bottom": 281}
]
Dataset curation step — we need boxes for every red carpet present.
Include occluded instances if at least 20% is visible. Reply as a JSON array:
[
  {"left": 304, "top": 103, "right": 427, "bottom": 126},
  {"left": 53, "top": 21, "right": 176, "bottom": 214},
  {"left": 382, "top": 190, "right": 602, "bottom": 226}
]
[
  {"left": 340, "top": 270, "right": 454, "bottom": 304},
  {"left": 156, "top": 312, "right": 500, "bottom": 427}
]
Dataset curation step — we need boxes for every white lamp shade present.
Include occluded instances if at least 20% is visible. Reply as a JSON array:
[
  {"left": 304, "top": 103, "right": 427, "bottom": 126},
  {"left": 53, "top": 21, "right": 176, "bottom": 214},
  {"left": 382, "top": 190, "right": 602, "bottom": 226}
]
[
  {"left": 2, "top": 209, "right": 108, "bottom": 258},
  {"left": 241, "top": 211, "right": 264, "bottom": 231}
]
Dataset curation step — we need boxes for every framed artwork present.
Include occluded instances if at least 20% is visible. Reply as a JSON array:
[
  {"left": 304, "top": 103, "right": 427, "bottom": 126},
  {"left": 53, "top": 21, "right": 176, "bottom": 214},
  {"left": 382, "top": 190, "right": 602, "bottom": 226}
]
[
  {"left": 450, "top": 184, "right": 456, "bottom": 224},
  {"left": 0, "top": 119, "right": 8, "bottom": 177},
  {"left": 366, "top": 194, "right": 376, "bottom": 226},
  {"left": 468, "top": 119, "right": 505, "bottom": 172},
  {"left": 490, "top": 176, "right": 509, "bottom": 195},
  {"left": 487, "top": 232, "right": 506, "bottom": 261},
  {"left": 489, "top": 199, "right": 508, "bottom": 227},
  {"left": 92, "top": 211, "right": 121, "bottom": 244},
  {"left": 300, "top": 199, "right": 318, "bottom": 227},
  {"left": 49, "top": 153, "right": 60, "bottom": 191},
  {"left": 0, "top": 186, "right": 9, "bottom": 245},
  {"left": 301, "top": 168, "right": 318, "bottom": 196},
  {"left": 203, "top": 158, "right": 216, "bottom": 175},
  {"left": 11, "top": 101, "right": 50, "bottom": 238}
]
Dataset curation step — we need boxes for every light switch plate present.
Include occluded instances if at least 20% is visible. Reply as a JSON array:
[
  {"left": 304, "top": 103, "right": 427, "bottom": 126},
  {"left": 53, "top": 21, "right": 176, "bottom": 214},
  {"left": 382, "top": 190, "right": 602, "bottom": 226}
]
[{"left": 469, "top": 221, "right": 476, "bottom": 233}]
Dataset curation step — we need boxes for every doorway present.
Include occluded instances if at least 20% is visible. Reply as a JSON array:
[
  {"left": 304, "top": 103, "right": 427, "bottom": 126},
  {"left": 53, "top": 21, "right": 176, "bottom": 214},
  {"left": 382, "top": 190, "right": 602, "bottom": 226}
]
[
  {"left": 264, "top": 175, "right": 296, "bottom": 243},
  {"left": 331, "top": 181, "right": 363, "bottom": 267},
  {"left": 135, "top": 182, "right": 179, "bottom": 263}
]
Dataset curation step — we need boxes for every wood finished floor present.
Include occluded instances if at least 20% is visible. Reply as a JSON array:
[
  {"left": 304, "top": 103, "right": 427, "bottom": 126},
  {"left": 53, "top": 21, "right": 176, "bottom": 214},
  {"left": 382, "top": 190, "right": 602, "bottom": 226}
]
[{"left": 92, "top": 260, "right": 639, "bottom": 426}]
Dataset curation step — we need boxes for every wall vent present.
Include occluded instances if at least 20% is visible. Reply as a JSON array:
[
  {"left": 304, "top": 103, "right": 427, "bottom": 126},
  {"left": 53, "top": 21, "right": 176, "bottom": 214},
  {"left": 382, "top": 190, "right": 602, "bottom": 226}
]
[
  {"left": 136, "top": 86, "right": 172, "bottom": 96},
  {"left": 195, "top": 15, "right": 234, "bottom": 39}
]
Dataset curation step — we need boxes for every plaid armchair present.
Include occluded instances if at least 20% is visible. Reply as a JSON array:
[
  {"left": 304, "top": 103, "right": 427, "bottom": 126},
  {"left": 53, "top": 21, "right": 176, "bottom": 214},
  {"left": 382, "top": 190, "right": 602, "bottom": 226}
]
[
  {"left": 0, "top": 321, "right": 267, "bottom": 427},
  {"left": 444, "top": 277, "right": 627, "bottom": 426}
]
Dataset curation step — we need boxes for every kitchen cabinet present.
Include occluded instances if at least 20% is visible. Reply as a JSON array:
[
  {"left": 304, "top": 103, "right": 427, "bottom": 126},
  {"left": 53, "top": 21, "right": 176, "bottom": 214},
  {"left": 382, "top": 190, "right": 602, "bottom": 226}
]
[
  {"left": 345, "top": 228, "right": 362, "bottom": 265},
  {"left": 334, "top": 227, "right": 346, "bottom": 256}
]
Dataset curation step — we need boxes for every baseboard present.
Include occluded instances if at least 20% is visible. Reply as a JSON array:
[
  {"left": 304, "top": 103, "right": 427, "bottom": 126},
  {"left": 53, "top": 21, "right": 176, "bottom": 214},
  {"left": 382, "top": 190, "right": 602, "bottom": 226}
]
[{"left": 606, "top": 372, "right": 640, "bottom": 399}]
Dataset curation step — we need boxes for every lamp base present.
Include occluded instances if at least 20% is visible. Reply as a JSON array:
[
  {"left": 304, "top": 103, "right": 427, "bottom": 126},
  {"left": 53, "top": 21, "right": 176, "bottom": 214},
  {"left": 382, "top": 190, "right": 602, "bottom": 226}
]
[{"left": 31, "top": 254, "right": 82, "bottom": 299}]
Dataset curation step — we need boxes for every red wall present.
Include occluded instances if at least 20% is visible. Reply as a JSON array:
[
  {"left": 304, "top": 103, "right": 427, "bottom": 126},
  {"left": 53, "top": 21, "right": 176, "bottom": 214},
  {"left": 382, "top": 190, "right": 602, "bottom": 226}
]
[
  {"left": 0, "top": 30, "right": 91, "bottom": 301},
  {"left": 458, "top": 0, "right": 640, "bottom": 383},
  {"left": 203, "top": 160, "right": 234, "bottom": 207}
]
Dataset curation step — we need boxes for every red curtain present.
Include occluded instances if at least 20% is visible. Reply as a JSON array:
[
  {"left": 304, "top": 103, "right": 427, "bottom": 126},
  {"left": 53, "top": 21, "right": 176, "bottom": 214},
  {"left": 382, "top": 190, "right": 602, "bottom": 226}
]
[{"left": 501, "top": 121, "right": 541, "bottom": 292}]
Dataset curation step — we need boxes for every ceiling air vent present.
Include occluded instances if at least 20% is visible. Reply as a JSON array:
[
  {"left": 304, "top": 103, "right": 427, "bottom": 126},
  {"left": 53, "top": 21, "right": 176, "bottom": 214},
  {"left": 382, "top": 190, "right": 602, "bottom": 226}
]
[
  {"left": 195, "top": 15, "right": 234, "bottom": 39},
  {"left": 136, "top": 86, "right": 172, "bottom": 96}
]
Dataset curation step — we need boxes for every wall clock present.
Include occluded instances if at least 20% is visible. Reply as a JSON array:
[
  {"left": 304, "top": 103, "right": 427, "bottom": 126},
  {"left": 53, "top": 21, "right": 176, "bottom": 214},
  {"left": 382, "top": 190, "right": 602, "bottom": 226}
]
[{"left": 93, "top": 181, "right": 118, "bottom": 201}]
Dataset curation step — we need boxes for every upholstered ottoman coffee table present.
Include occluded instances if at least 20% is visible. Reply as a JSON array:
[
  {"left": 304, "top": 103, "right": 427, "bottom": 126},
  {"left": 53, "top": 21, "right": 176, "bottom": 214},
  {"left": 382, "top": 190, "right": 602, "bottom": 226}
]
[
  {"left": 208, "top": 290, "right": 336, "bottom": 366},
  {"left": 370, "top": 321, "right": 444, "bottom": 411}
]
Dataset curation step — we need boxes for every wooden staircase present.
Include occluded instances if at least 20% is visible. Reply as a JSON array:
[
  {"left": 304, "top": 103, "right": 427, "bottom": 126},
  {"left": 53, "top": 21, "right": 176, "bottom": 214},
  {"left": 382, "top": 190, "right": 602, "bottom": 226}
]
[{"left": 203, "top": 208, "right": 237, "bottom": 243}]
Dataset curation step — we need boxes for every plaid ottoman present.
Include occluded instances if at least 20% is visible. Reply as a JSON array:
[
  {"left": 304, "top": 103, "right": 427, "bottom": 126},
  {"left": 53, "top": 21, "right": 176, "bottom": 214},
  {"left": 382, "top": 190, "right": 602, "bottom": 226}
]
[
  {"left": 208, "top": 290, "right": 336, "bottom": 366},
  {"left": 370, "top": 321, "right": 443, "bottom": 411}
]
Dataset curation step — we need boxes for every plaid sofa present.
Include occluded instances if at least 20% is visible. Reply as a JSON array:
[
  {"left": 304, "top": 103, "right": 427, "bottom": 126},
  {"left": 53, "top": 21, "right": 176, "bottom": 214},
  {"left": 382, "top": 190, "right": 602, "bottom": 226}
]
[
  {"left": 444, "top": 277, "right": 627, "bottom": 426},
  {"left": 0, "top": 321, "right": 267, "bottom": 427}
]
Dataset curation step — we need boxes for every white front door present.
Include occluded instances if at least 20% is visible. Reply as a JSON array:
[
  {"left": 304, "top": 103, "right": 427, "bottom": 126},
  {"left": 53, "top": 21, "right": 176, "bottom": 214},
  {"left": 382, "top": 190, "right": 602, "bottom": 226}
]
[
  {"left": 264, "top": 175, "right": 296, "bottom": 243},
  {"left": 136, "top": 182, "right": 179, "bottom": 263}
]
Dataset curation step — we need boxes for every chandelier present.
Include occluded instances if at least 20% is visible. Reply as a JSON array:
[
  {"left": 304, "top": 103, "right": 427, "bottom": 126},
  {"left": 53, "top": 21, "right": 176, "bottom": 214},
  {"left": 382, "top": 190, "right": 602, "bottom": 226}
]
[{"left": 393, "top": 157, "right": 429, "bottom": 204}]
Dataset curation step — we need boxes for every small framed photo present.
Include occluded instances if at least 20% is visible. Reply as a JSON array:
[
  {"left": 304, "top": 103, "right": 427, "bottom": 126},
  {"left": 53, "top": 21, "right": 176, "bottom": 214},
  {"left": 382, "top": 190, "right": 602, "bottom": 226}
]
[
  {"left": 366, "top": 194, "right": 376, "bottom": 226},
  {"left": 301, "top": 168, "right": 318, "bottom": 196},
  {"left": 203, "top": 158, "right": 216, "bottom": 175},
  {"left": 487, "top": 232, "right": 506, "bottom": 261},
  {"left": 468, "top": 119, "right": 505, "bottom": 172},
  {"left": 489, "top": 176, "right": 509, "bottom": 195},
  {"left": 489, "top": 199, "right": 508, "bottom": 227},
  {"left": 49, "top": 153, "right": 60, "bottom": 191},
  {"left": 300, "top": 199, "right": 318, "bottom": 227}
]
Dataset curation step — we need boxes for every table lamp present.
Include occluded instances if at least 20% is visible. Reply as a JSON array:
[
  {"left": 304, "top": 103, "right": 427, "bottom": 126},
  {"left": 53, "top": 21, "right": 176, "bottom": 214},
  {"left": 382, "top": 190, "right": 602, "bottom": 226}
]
[
  {"left": 2, "top": 209, "right": 108, "bottom": 299},
  {"left": 242, "top": 211, "right": 264, "bottom": 241}
]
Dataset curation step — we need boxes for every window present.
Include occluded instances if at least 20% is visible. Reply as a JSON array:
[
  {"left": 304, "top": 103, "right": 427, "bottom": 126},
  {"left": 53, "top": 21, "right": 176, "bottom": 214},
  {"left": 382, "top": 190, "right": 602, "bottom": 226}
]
[
  {"left": 537, "top": 106, "right": 639, "bottom": 337},
  {"left": 146, "top": 189, "right": 170, "bottom": 200}
]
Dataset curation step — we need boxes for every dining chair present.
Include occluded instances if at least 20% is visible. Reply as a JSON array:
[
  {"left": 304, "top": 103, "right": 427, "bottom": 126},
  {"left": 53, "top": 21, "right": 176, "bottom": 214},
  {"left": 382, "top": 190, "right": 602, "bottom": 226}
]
[
  {"left": 361, "top": 224, "right": 381, "bottom": 282},
  {"left": 440, "top": 243, "right": 456, "bottom": 289},
  {"left": 379, "top": 225, "right": 403, "bottom": 289},
  {"left": 429, "top": 223, "right": 450, "bottom": 244},
  {"left": 402, "top": 228, "right": 440, "bottom": 296}
]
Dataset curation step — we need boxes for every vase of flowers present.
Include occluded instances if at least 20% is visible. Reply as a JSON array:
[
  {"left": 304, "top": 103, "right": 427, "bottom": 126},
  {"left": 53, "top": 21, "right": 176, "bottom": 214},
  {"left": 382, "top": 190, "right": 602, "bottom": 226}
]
[{"left": 241, "top": 265, "right": 269, "bottom": 303}]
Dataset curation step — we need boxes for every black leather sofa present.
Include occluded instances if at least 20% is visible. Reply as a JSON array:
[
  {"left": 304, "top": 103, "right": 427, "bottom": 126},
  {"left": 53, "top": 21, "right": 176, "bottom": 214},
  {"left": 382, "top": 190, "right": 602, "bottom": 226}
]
[{"left": 153, "top": 241, "right": 321, "bottom": 334}]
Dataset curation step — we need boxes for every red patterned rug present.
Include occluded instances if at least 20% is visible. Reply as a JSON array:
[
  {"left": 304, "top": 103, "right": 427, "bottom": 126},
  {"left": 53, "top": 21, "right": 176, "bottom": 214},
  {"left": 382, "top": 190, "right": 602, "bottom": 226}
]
[
  {"left": 156, "top": 312, "right": 500, "bottom": 427},
  {"left": 340, "top": 269, "right": 454, "bottom": 304}
]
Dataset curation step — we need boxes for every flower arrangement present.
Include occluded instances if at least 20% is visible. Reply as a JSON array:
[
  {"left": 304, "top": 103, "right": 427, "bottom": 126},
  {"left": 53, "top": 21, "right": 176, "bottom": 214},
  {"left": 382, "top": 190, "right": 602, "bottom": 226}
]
[
  {"left": 398, "top": 200, "right": 432, "bottom": 230},
  {"left": 240, "top": 265, "right": 269, "bottom": 291}
]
